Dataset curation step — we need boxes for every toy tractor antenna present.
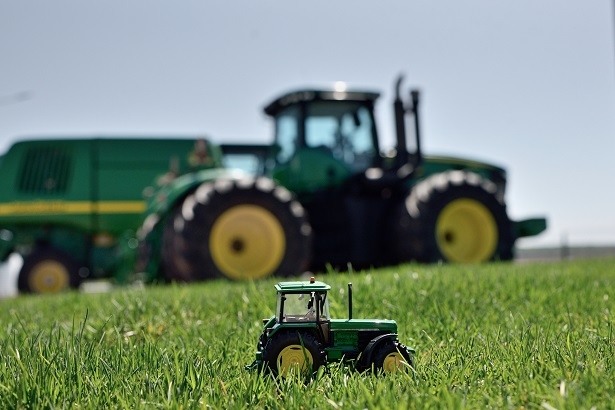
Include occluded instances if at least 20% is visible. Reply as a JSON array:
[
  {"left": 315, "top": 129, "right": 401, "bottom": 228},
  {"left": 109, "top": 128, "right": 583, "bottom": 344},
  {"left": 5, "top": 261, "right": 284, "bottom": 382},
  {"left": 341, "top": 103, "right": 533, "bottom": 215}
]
[{"left": 348, "top": 282, "right": 353, "bottom": 319}]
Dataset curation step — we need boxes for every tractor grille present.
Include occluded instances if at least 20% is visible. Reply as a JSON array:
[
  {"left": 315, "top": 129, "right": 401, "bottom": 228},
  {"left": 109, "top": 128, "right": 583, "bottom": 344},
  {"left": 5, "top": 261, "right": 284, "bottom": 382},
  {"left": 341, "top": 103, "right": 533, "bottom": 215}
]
[{"left": 18, "top": 147, "right": 73, "bottom": 194}]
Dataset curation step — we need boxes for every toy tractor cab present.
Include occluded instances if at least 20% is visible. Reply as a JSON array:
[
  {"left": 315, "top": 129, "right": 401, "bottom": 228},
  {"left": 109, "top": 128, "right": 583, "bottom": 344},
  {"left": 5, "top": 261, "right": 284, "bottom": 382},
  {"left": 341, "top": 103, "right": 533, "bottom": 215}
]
[{"left": 249, "top": 277, "right": 414, "bottom": 377}]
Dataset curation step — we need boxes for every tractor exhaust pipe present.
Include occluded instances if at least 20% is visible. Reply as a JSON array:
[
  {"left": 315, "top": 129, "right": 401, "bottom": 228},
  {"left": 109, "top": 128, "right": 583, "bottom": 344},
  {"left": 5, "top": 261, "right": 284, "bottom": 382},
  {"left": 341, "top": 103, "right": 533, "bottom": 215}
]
[
  {"left": 348, "top": 282, "right": 353, "bottom": 319},
  {"left": 393, "top": 74, "right": 423, "bottom": 170},
  {"left": 393, "top": 75, "right": 408, "bottom": 168}
]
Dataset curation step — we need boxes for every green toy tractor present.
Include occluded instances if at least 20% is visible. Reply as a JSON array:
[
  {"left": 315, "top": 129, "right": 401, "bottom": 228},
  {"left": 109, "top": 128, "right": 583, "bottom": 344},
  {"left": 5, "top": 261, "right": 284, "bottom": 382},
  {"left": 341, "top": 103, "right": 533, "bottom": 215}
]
[{"left": 248, "top": 277, "right": 414, "bottom": 376}]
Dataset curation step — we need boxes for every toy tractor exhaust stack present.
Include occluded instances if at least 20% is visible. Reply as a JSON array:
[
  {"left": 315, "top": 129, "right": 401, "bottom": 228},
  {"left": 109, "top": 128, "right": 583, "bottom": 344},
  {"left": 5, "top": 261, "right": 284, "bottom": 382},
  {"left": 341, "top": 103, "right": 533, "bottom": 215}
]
[{"left": 348, "top": 282, "right": 353, "bottom": 319}]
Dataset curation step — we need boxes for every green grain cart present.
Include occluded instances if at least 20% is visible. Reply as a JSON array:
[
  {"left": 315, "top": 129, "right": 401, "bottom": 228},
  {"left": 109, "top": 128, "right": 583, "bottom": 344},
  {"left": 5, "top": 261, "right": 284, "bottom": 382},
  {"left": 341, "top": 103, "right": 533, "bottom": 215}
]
[{"left": 0, "top": 76, "right": 546, "bottom": 293}]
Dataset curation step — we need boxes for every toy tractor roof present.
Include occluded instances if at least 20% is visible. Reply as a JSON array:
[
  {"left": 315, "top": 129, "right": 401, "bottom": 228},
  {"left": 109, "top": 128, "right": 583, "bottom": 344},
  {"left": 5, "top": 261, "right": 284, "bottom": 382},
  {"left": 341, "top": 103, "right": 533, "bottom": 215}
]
[
  {"left": 264, "top": 87, "right": 380, "bottom": 116},
  {"left": 275, "top": 278, "right": 331, "bottom": 293}
]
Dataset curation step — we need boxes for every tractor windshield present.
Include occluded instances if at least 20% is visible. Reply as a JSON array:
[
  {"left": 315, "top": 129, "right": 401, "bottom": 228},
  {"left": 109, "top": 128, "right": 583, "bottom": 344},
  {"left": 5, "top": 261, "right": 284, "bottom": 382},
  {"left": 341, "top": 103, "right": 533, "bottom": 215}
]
[
  {"left": 277, "top": 291, "right": 330, "bottom": 322},
  {"left": 274, "top": 101, "right": 378, "bottom": 173}
]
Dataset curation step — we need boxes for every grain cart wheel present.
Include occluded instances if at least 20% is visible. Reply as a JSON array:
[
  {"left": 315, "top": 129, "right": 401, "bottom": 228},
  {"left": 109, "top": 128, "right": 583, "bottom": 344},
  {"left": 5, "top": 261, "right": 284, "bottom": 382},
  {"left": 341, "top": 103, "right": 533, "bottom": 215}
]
[
  {"left": 262, "top": 331, "right": 325, "bottom": 377},
  {"left": 18, "top": 248, "right": 81, "bottom": 294},
  {"left": 372, "top": 341, "right": 413, "bottom": 374},
  {"left": 174, "top": 177, "right": 312, "bottom": 281},
  {"left": 395, "top": 170, "right": 513, "bottom": 263}
]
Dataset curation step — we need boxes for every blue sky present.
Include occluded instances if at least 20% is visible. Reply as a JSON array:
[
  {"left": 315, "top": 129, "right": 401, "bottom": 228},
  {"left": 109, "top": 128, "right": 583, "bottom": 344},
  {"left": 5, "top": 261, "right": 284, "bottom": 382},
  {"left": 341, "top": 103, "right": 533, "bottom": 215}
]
[{"left": 1, "top": 0, "right": 614, "bottom": 248}]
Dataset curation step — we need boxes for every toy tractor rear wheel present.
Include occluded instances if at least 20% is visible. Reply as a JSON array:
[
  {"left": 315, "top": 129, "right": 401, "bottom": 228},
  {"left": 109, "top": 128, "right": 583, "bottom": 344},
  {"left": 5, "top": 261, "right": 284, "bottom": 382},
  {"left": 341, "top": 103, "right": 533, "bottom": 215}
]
[
  {"left": 173, "top": 177, "right": 312, "bottom": 281},
  {"left": 262, "top": 330, "right": 325, "bottom": 377},
  {"left": 394, "top": 170, "right": 513, "bottom": 263},
  {"left": 18, "top": 248, "right": 81, "bottom": 294},
  {"left": 372, "top": 341, "right": 413, "bottom": 374}
]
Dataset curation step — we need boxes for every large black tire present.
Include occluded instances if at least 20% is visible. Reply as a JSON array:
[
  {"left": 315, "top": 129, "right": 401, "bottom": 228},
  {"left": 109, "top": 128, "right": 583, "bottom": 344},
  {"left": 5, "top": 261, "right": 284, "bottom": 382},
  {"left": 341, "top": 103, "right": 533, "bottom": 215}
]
[
  {"left": 394, "top": 170, "right": 514, "bottom": 263},
  {"left": 262, "top": 330, "right": 325, "bottom": 377},
  {"left": 171, "top": 177, "right": 312, "bottom": 281},
  {"left": 160, "top": 206, "right": 192, "bottom": 282},
  {"left": 18, "top": 248, "right": 81, "bottom": 294},
  {"left": 372, "top": 340, "right": 413, "bottom": 374}
]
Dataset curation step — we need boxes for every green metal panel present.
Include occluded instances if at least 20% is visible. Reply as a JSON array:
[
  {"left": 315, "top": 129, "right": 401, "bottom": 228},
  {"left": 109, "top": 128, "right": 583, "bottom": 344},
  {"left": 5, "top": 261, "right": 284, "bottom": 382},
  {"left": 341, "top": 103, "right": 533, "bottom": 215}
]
[
  {"left": 514, "top": 217, "right": 547, "bottom": 238},
  {"left": 272, "top": 148, "right": 353, "bottom": 194},
  {"left": 329, "top": 319, "right": 397, "bottom": 333},
  {"left": 0, "top": 139, "right": 93, "bottom": 231},
  {"left": 275, "top": 279, "right": 331, "bottom": 293},
  {"left": 333, "top": 330, "right": 359, "bottom": 347},
  {"left": 418, "top": 154, "right": 506, "bottom": 184}
]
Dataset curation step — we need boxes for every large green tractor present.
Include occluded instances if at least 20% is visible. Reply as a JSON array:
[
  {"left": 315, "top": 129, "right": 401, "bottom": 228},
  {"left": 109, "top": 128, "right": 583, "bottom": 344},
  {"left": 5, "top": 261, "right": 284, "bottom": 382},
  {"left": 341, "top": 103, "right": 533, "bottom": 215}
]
[
  {"left": 0, "top": 75, "right": 546, "bottom": 293},
  {"left": 145, "top": 75, "right": 546, "bottom": 282}
]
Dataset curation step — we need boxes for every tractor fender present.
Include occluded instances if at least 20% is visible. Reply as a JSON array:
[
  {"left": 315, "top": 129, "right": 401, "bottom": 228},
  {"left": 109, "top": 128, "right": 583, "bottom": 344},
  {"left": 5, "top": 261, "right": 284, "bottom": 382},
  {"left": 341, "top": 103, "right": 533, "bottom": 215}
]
[
  {"left": 360, "top": 333, "right": 398, "bottom": 368},
  {"left": 140, "top": 167, "right": 250, "bottom": 237}
]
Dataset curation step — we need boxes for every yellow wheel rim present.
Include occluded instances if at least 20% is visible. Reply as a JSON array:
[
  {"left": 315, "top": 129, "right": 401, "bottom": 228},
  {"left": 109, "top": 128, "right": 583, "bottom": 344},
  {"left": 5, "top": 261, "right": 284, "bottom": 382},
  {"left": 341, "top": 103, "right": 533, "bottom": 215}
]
[
  {"left": 277, "top": 344, "right": 313, "bottom": 376},
  {"left": 382, "top": 352, "right": 406, "bottom": 373},
  {"left": 436, "top": 198, "right": 498, "bottom": 263},
  {"left": 210, "top": 205, "right": 285, "bottom": 280},
  {"left": 29, "top": 261, "right": 70, "bottom": 293}
]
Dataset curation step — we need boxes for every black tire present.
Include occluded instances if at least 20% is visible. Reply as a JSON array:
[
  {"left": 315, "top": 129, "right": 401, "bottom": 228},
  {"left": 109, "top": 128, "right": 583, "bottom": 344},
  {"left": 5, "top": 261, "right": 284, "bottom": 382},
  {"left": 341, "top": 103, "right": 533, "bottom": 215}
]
[
  {"left": 394, "top": 170, "right": 514, "bottom": 263},
  {"left": 372, "top": 341, "right": 413, "bottom": 374},
  {"left": 262, "top": 330, "right": 325, "bottom": 377},
  {"left": 172, "top": 177, "right": 312, "bottom": 281},
  {"left": 18, "top": 248, "right": 81, "bottom": 294},
  {"left": 160, "top": 206, "right": 192, "bottom": 282}
]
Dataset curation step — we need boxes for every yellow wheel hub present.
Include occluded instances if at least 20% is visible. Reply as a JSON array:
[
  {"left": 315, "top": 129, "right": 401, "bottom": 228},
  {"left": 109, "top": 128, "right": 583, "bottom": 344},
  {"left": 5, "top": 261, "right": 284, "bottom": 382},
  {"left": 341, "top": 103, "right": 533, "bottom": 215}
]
[
  {"left": 436, "top": 198, "right": 498, "bottom": 263},
  {"left": 382, "top": 351, "right": 406, "bottom": 373},
  {"left": 277, "top": 344, "right": 313, "bottom": 376},
  {"left": 29, "top": 261, "right": 70, "bottom": 293},
  {"left": 210, "top": 205, "right": 286, "bottom": 280}
]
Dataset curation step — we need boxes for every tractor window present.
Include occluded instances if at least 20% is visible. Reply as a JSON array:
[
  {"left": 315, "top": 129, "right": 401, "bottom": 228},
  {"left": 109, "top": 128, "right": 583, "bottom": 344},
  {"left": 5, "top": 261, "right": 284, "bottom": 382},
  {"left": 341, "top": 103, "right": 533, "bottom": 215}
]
[
  {"left": 274, "top": 105, "right": 300, "bottom": 164},
  {"left": 278, "top": 292, "right": 329, "bottom": 322},
  {"left": 305, "top": 101, "right": 376, "bottom": 172}
]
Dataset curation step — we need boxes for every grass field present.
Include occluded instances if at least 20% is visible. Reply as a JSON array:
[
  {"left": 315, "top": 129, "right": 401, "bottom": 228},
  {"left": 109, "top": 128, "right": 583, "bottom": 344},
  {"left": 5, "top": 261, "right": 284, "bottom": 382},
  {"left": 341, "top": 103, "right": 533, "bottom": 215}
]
[{"left": 1, "top": 258, "right": 613, "bottom": 409}]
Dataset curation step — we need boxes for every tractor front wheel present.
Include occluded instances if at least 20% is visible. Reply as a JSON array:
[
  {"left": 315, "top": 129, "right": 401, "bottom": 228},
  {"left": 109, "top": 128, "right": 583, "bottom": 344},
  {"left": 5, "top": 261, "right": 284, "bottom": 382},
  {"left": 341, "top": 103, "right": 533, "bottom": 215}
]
[{"left": 18, "top": 248, "right": 81, "bottom": 294}]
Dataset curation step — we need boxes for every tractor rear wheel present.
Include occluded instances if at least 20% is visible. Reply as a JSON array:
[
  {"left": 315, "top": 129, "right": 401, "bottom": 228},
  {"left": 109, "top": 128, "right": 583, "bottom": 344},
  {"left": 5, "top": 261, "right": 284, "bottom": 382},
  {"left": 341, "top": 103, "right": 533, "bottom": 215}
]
[
  {"left": 173, "top": 177, "right": 312, "bottom": 281},
  {"left": 372, "top": 341, "right": 413, "bottom": 374},
  {"left": 394, "top": 170, "right": 514, "bottom": 263},
  {"left": 18, "top": 248, "right": 81, "bottom": 294},
  {"left": 262, "top": 330, "right": 325, "bottom": 377}
]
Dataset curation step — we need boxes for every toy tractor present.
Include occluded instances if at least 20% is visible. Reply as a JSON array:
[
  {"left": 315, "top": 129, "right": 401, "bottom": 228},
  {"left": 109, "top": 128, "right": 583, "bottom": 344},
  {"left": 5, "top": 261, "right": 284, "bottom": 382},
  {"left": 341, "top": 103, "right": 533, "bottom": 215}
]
[{"left": 248, "top": 277, "right": 414, "bottom": 377}]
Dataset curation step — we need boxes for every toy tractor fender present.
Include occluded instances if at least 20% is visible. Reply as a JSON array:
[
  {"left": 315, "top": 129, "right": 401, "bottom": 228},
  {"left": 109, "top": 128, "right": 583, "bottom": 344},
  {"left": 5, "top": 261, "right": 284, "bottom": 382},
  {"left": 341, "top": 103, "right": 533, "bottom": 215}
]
[{"left": 359, "top": 333, "right": 399, "bottom": 369}]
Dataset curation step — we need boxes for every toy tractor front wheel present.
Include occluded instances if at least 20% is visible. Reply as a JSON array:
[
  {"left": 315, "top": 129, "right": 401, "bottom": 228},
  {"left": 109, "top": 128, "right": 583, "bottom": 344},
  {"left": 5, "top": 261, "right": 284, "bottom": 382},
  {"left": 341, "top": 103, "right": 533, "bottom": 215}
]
[{"left": 262, "top": 330, "right": 325, "bottom": 377}]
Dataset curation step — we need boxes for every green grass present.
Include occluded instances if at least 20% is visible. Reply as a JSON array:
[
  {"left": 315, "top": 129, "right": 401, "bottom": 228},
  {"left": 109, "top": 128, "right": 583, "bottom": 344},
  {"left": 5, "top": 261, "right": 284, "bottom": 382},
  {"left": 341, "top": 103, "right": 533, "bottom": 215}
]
[{"left": 1, "top": 258, "right": 614, "bottom": 409}]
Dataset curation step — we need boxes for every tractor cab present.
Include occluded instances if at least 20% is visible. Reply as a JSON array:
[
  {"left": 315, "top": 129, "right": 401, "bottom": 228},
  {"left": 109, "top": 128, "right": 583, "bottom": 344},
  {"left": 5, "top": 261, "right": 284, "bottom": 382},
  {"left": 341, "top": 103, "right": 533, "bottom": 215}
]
[
  {"left": 265, "top": 87, "right": 381, "bottom": 193},
  {"left": 263, "top": 77, "right": 423, "bottom": 195},
  {"left": 275, "top": 278, "right": 331, "bottom": 323}
]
